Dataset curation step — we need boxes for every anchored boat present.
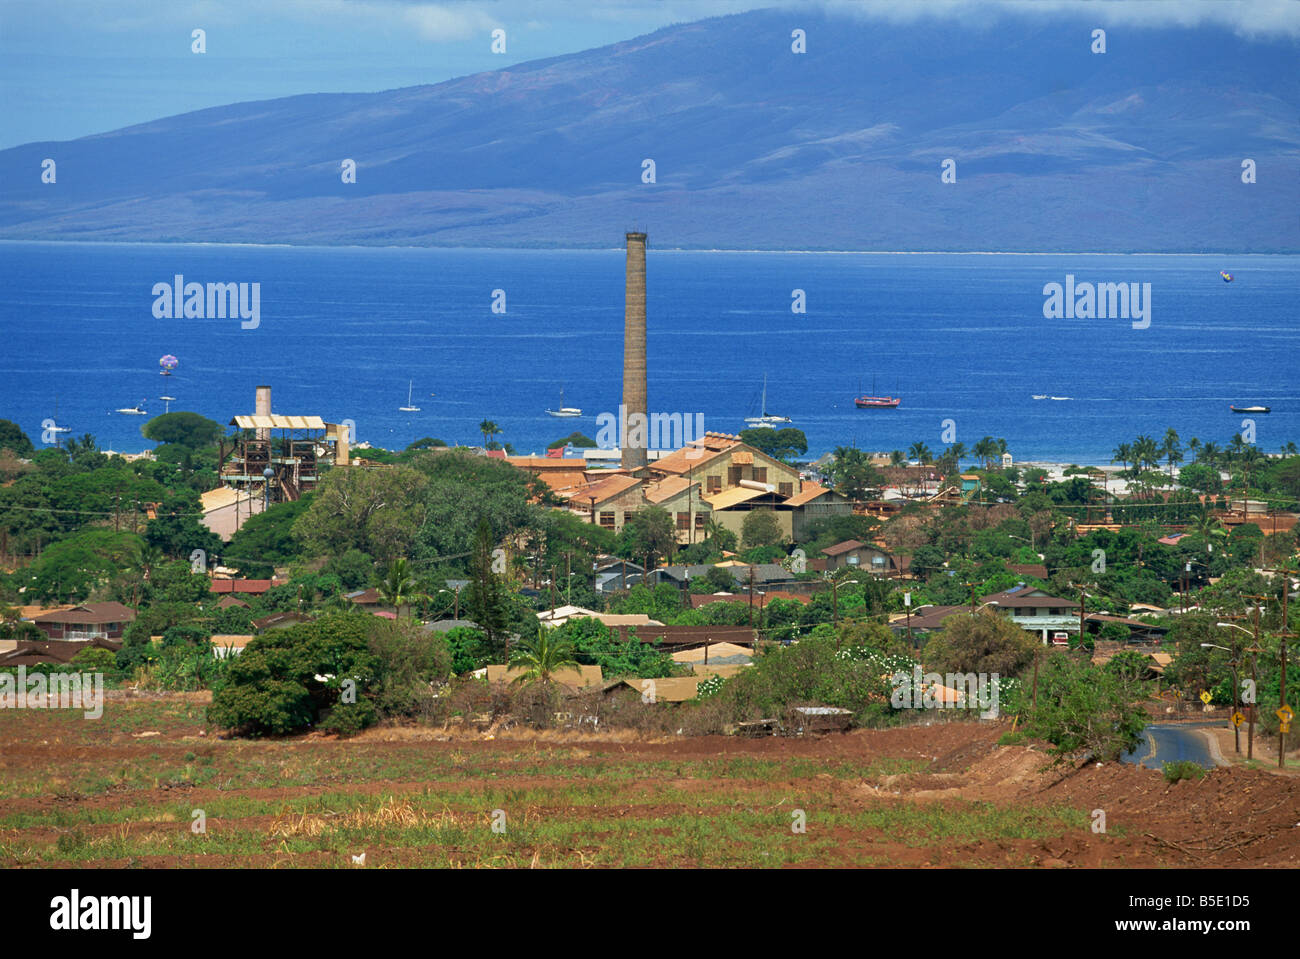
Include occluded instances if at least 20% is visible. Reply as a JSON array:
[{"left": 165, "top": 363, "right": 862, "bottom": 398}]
[{"left": 855, "top": 376, "right": 900, "bottom": 409}]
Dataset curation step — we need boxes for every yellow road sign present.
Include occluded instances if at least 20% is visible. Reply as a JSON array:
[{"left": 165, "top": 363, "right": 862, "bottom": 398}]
[
  {"left": 1281, "top": 721, "right": 1292, "bottom": 735},
  {"left": 1231, "top": 712, "right": 1245, "bottom": 728},
  {"left": 1277, "top": 705, "right": 1294, "bottom": 723},
  {"left": 1199, "top": 691, "right": 1213, "bottom": 705}
]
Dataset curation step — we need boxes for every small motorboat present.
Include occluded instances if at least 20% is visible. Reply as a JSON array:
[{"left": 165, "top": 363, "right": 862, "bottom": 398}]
[
  {"left": 1230, "top": 405, "right": 1269, "bottom": 413},
  {"left": 116, "top": 402, "right": 148, "bottom": 415}
]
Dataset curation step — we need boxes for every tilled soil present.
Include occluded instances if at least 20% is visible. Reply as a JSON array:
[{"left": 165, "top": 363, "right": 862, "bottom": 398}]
[{"left": 2, "top": 702, "right": 1297, "bottom": 868}]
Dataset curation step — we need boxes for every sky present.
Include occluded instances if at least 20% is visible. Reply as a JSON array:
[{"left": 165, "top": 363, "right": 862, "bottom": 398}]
[{"left": 2, "top": 0, "right": 1298, "bottom": 150}]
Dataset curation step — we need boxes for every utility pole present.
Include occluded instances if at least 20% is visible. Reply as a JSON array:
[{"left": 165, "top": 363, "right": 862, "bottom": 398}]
[
  {"left": 688, "top": 464, "right": 694, "bottom": 546},
  {"left": 1078, "top": 585, "right": 1087, "bottom": 654},
  {"left": 566, "top": 553, "right": 572, "bottom": 606},
  {"left": 1032, "top": 645, "right": 1040, "bottom": 712},
  {"left": 1281, "top": 627, "right": 1290, "bottom": 769},
  {"left": 748, "top": 566, "right": 756, "bottom": 627}
]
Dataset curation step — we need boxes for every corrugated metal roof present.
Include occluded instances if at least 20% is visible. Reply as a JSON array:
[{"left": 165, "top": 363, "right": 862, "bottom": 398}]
[
  {"left": 231, "top": 414, "right": 326, "bottom": 429},
  {"left": 784, "top": 483, "right": 830, "bottom": 507},
  {"left": 702, "top": 486, "right": 766, "bottom": 510}
]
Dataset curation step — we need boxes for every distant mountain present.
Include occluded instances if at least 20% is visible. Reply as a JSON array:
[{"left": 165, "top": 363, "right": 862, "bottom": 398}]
[{"left": 1, "top": 9, "right": 1297, "bottom": 250}]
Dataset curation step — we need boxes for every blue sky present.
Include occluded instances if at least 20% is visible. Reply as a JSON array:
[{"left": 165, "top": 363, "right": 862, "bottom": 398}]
[{"left": 2, "top": 0, "right": 1297, "bottom": 150}]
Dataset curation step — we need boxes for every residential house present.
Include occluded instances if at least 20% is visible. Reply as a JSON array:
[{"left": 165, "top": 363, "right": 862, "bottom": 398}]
[
  {"left": 211, "top": 634, "right": 255, "bottom": 658},
  {"left": 888, "top": 604, "right": 968, "bottom": 642},
  {"left": 28, "top": 603, "right": 135, "bottom": 642},
  {"left": 614, "top": 676, "right": 706, "bottom": 702},
  {"left": 1084, "top": 613, "right": 1169, "bottom": 645},
  {"left": 199, "top": 485, "right": 266, "bottom": 540},
  {"left": 540, "top": 433, "right": 849, "bottom": 545},
  {"left": 0, "top": 636, "right": 123, "bottom": 667},
  {"left": 251, "top": 611, "right": 312, "bottom": 631},
  {"left": 210, "top": 578, "right": 284, "bottom": 598},
  {"left": 536, "top": 605, "right": 663, "bottom": 630},
  {"left": 822, "top": 539, "right": 894, "bottom": 575},
  {"left": 484, "top": 664, "right": 604, "bottom": 690},
  {"left": 980, "top": 586, "right": 1080, "bottom": 642}
]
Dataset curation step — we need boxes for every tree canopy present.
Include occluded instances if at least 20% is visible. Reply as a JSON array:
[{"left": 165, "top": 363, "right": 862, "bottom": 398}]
[{"left": 141, "top": 411, "right": 224, "bottom": 449}]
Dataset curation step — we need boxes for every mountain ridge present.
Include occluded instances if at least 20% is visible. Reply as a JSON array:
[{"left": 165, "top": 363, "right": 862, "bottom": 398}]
[{"left": 2, "top": 9, "right": 1296, "bottom": 251}]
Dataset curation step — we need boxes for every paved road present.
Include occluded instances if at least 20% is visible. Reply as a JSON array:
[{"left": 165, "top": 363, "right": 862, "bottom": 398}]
[{"left": 1122, "top": 722, "right": 1225, "bottom": 770}]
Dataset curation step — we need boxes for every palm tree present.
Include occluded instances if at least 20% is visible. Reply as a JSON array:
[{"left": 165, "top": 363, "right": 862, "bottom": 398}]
[
  {"left": 972, "top": 434, "right": 998, "bottom": 467},
  {"left": 1187, "top": 437, "right": 1201, "bottom": 461},
  {"left": 948, "top": 442, "right": 968, "bottom": 467},
  {"left": 889, "top": 450, "right": 905, "bottom": 467},
  {"left": 1190, "top": 510, "right": 1228, "bottom": 563},
  {"left": 378, "top": 558, "right": 422, "bottom": 618},
  {"left": 508, "top": 628, "right": 580, "bottom": 688},
  {"left": 478, "top": 419, "right": 502, "bottom": 448},
  {"left": 1284, "top": 441, "right": 1299, "bottom": 456},
  {"left": 1111, "top": 442, "right": 1132, "bottom": 475},
  {"left": 908, "top": 442, "right": 932, "bottom": 465},
  {"left": 1200, "top": 441, "right": 1221, "bottom": 469},
  {"left": 1129, "top": 436, "right": 1160, "bottom": 489},
  {"left": 1161, "top": 428, "right": 1182, "bottom": 478}
]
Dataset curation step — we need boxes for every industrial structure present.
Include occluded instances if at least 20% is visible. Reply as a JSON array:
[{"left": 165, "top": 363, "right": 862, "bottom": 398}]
[
  {"left": 621, "top": 231, "right": 648, "bottom": 471},
  {"left": 221, "top": 385, "right": 350, "bottom": 504}
]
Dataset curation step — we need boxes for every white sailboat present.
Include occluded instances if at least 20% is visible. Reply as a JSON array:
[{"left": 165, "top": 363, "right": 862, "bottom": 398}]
[
  {"left": 546, "top": 387, "right": 582, "bottom": 418},
  {"left": 744, "top": 374, "right": 791, "bottom": 427},
  {"left": 47, "top": 396, "right": 72, "bottom": 436},
  {"left": 399, "top": 380, "right": 421, "bottom": 412}
]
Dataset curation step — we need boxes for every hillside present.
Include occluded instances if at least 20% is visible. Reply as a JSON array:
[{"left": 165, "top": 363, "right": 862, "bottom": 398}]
[{"left": 1, "top": 9, "right": 1296, "bottom": 250}]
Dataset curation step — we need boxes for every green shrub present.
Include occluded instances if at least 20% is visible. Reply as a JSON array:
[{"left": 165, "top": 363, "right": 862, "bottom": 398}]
[
  {"left": 318, "top": 698, "right": 380, "bottom": 737},
  {"left": 366, "top": 618, "right": 451, "bottom": 717},
  {"left": 207, "top": 612, "right": 381, "bottom": 736},
  {"left": 1023, "top": 653, "right": 1148, "bottom": 762},
  {"left": 1163, "top": 760, "right": 1206, "bottom": 784},
  {"left": 68, "top": 647, "right": 120, "bottom": 673},
  {"left": 705, "top": 634, "right": 914, "bottom": 727}
]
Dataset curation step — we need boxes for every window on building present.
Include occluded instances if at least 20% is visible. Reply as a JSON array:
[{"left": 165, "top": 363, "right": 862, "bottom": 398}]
[
  {"left": 599, "top": 511, "right": 615, "bottom": 529},
  {"left": 677, "top": 512, "right": 689, "bottom": 531},
  {"left": 707, "top": 475, "right": 722, "bottom": 493},
  {"left": 695, "top": 514, "right": 706, "bottom": 530},
  {"left": 727, "top": 466, "right": 742, "bottom": 486},
  {"left": 753, "top": 467, "right": 767, "bottom": 483},
  {"left": 778, "top": 482, "right": 793, "bottom": 497}
]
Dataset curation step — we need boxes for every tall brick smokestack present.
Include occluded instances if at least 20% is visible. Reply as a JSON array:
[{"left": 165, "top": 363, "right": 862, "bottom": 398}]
[{"left": 621, "top": 232, "right": 648, "bottom": 471}]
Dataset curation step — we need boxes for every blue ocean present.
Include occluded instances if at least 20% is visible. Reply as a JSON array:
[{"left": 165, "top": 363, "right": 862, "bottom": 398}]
[{"left": 1, "top": 242, "right": 1297, "bottom": 465}]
